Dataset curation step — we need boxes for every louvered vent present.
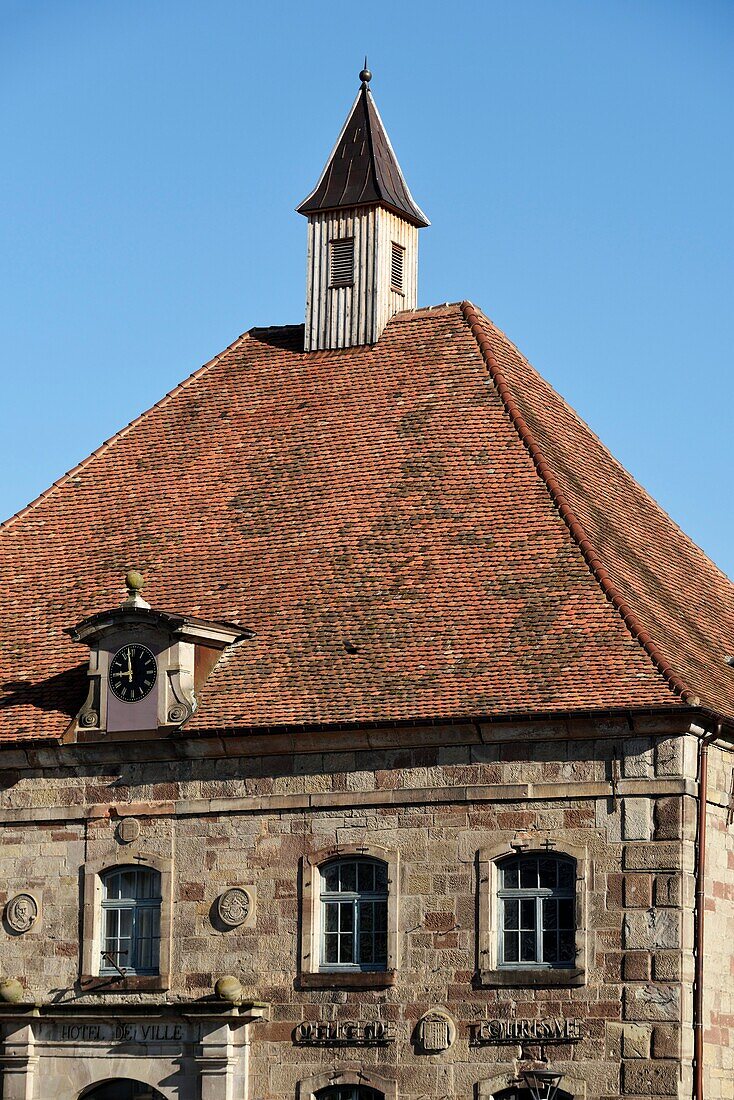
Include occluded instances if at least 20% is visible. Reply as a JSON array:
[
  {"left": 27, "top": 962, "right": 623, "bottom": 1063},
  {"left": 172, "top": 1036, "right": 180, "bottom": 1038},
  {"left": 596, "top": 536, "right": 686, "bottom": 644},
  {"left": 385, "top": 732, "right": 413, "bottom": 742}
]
[
  {"left": 391, "top": 242, "right": 405, "bottom": 293},
  {"left": 330, "top": 238, "right": 354, "bottom": 287}
]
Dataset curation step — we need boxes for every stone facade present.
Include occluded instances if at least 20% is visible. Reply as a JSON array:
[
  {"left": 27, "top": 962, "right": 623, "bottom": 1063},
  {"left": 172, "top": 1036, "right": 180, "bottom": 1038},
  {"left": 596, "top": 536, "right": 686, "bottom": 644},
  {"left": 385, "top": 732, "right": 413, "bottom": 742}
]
[
  {"left": 1, "top": 713, "right": 730, "bottom": 1098},
  {"left": 701, "top": 743, "right": 734, "bottom": 1100}
]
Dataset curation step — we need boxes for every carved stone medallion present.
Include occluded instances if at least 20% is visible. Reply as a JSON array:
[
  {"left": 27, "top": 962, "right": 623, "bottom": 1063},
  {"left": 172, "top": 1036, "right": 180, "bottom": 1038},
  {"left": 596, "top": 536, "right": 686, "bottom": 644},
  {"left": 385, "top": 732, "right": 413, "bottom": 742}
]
[
  {"left": 415, "top": 1009, "right": 456, "bottom": 1054},
  {"left": 216, "top": 887, "right": 253, "bottom": 928},
  {"left": 116, "top": 818, "right": 141, "bottom": 844},
  {"left": 5, "top": 893, "right": 39, "bottom": 934}
]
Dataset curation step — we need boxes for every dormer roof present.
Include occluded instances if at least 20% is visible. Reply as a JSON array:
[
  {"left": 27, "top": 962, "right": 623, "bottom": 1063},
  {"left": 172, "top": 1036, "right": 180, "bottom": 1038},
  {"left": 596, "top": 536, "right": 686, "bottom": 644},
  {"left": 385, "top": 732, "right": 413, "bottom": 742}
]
[{"left": 297, "top": 80, "right": 430, "bottom": 228}]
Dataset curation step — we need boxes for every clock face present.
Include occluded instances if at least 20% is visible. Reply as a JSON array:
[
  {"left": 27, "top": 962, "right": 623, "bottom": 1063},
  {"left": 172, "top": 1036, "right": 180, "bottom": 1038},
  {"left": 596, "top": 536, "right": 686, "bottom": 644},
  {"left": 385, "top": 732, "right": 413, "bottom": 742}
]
[{"left": 108, "top": 643, "right": 157, "bottom": 703}]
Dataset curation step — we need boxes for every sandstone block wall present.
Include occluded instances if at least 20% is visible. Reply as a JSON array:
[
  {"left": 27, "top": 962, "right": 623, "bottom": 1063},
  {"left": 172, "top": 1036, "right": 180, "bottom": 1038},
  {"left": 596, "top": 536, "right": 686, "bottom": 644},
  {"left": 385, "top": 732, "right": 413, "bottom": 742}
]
[
  {"left": 702, "top": 742, "right": 734, "bottom": 1100},
  {"left": 0, "top": 717, "right": 726, "bottom": 1100}
]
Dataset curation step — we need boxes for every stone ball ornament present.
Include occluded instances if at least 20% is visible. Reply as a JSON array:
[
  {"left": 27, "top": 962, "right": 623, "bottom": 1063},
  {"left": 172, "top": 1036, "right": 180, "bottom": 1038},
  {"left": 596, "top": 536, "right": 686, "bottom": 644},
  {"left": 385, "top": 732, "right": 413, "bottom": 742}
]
[
  {"left": 214, "top": 975, "right": 243, "bottom": 1003},
  {"left": 5, "top": 893, "right": 39, "bottom": 934},
  {"left": 125, "top": 569, "right": 145, "bottom": 592},
  {"left": 0, "top": 979, "right": 24, "bottom": 1004},
  {"left": 216, "top": 886, "right": 253, "bottom": 928}
]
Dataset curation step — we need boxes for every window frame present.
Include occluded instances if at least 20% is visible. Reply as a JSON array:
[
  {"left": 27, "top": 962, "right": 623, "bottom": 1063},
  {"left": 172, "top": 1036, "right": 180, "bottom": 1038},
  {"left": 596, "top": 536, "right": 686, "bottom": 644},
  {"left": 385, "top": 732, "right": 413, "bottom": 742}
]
[
  {"left": 99, "top": 864, "right": 162, "bottom": 977},
  {"left": 477, "top": 842, "right": 587, "bottom": 988},
  {"left": 300, "top": 844, "right": 399, "bottom": 989},
  {"left": 319, "top": 856, "right": 388, "bottom": 972},
  {"left": 81, "top": 851, "right": 173, "bottom": 991},
  {"left": 496, "top": 852, "right": 576, "bottom": 969}
]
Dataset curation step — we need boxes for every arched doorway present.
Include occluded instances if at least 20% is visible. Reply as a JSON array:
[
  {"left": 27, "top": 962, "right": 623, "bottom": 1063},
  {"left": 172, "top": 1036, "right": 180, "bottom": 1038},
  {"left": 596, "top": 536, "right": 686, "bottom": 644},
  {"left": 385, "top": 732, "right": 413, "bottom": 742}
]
[
  {"left": 491, "top": 1089, "right": 574, "bottom": 1100},
  {"left": 79, "top": 1082, "right": 166, "bottom": 1100}
]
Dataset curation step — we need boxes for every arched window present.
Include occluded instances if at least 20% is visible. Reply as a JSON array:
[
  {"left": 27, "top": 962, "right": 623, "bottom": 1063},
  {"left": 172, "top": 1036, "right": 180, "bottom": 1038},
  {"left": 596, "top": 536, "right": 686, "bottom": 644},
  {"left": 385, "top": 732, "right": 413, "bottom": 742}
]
[
  {"left": 319, "top": 857, "right": 388, "bottom": 971},
  {"left": 498, "top": 853, "right": 576, "bottom": 968},
  {"left": 100, "top": 866, "right": 162, "bottom": 975},
  {"left": 316, "top": 1089, "right": 382, "bottom": 1100}
]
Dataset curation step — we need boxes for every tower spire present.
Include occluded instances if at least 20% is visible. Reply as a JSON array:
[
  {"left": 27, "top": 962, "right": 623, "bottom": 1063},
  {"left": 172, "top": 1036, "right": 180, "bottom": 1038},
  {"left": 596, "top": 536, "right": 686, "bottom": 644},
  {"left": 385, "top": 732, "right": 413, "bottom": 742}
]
[{"left": 297, "top": 68, "right": 429, "bottom": 351}]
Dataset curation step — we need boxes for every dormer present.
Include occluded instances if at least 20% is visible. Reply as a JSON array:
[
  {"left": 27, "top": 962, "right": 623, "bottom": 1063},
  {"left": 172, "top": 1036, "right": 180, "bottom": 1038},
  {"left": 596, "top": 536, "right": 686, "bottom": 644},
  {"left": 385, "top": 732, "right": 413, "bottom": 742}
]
[
  {"left": 63, "top": 571, "right": 252, "bottom": 742},
  {"left": 297, "top": 65, "right": 429, "bottom": 351}
]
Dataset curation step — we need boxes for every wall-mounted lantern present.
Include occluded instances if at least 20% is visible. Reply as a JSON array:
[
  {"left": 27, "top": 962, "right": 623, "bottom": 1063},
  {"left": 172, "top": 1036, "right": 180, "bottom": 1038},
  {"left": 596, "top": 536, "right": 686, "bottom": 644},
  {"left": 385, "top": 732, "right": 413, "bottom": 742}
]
[{"left": 522, "top": 1070, "right": 564, "bottom": 1100}]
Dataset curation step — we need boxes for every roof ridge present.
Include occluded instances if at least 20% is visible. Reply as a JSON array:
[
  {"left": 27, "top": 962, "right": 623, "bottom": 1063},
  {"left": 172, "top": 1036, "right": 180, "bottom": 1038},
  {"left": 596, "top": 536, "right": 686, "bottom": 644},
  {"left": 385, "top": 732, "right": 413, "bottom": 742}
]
[
  {"left": 460, "top": 299, "right": 698, "bottom": 708},
  {"left": 483, "top": 316, "right": 734, "bottom": 591},
  {"left": 0, "top": 327, "right": 253, "bottom": 535}
]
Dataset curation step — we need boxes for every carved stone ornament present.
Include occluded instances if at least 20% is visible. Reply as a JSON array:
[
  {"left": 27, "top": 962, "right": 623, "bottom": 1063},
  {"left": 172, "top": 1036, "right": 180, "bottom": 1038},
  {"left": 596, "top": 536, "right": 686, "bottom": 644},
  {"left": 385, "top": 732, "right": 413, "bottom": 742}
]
[
  {"left": 216, "top": 887, "right": 253, "bottom": 928},
  {"left": 167, "top": 703, "right": 190, "bottom": 724},
  {"left": 116, "top": 818, "right": 141, "bottom": 844},
  {"left": 415, "top": 1009, "right": 456, "bottom": 1054},
  {"left": 79, "top": 710, "right": 98, "bottom": 728},
  {"left": 5, "top": 893, "right": 39, "bottom": 934}
]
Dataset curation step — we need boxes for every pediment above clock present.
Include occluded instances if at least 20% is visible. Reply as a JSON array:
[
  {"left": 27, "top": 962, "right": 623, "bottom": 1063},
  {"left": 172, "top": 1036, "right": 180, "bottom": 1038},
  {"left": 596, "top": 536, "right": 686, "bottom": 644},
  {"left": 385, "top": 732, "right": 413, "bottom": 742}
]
[{"left": 63, "top": 572, "right": 253, "bottom": 742}]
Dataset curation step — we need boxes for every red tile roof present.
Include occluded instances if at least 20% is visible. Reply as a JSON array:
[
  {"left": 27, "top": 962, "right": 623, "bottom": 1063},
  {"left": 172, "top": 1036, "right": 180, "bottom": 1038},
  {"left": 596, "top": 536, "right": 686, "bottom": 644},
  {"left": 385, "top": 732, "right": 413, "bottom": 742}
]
[{"left": 1, "top": 303, "right": 732, "bottom": 743}]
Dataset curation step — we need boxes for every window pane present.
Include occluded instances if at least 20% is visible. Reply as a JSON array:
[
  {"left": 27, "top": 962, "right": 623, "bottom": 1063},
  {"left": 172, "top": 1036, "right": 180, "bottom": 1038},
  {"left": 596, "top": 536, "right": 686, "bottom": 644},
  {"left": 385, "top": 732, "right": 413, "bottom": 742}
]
[
  {"left": 502, "top": 860, "right": 519, "bottom": 889},
  {"left": 539, "top": 857, "right": 557, "bottom": 888},
  {"left": 504, "top": 899, "right": 519, "bottom": 930},
  {"left": 360, "top": 902, "right": 374, "bottom": 931},
  {"left": 118, "top": 907, "right": 133, "bottom": 938},
  {"left": 520, "top": 898, "right": 536, "bottom": 930},
  {"left": 323, "top": 933, "right": 338, "bottom": 964},
  {"left": 119, "top": 870, "right": 137, "bottom": 899},
  {"left": 559, "top": 931, "right": 575, "bottom": 961},
  {"left": 135, "top": 906, "right": 160, "bottom": 971},
  {"left": 339, "top": 933, "right": 354, "bottom": 964},
  {"left": 520, "top": 931, "right": 536, "bottom": 962},
  {"left": 322, "top": 865, "right": 340, "bottom": 893},
  {"left": 104, "top": 873, "right": 120, "bottom": 900},
  {"left": 520, "top": 859, "right": 537, "bottom": 889},
  {"left": 138, "top": 870, "right": 160, "bottom": 899},
  {"left": 543, "top": 897, "right": 558, "bottom": 929},
  {"left": 374, "top": 932, "right": 387, "bottom": 965},
  {"left": 558, "top": 860, "right": 575, "bottom": 890},
  {"left": 340, "top": 903, "right": 354, "bottom": 932},
  {"left": 559, "top": 899, "right": 574, "bottom": 928},
  {"left": 374, "top": 863, "right": 388, "bottom": 891},
  {"left": 324, "top": 902, "right": 339, "bottom": 933},
  {"left": 340, "top": 862, "right": 356, "bottom": 893},
  {"left": 543, "top": 930, "right": 559, "bottom": 963},
  {"left": 357, "top": 862, "right": 375, "bottom": 893},
  {"left": 504, "top": 931, "right": 519, "bottom": 962},
  {"left": 374, "top": 900, "right": 387, "bottom": 931},
  {"left": 359, "top": 932, "right": 374, "bottom": 964}
]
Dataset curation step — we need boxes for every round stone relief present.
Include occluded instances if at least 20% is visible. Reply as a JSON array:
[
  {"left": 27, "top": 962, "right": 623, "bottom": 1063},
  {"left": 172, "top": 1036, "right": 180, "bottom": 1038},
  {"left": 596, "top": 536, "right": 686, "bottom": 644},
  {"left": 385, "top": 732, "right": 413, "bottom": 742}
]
[
  {"left": 216, "top": 887, "right": 252, "bottom": 928},
  {"left": 5, "top": 893, "right": 39, "bottom": 934},
  {"left": 116, "top": 818, "right": 141, "bottom": 844}
]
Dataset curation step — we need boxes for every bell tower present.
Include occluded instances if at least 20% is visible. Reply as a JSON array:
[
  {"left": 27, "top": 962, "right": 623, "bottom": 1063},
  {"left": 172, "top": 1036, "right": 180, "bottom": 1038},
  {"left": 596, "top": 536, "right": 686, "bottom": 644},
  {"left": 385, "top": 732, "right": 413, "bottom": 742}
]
[{"left": 297, "top": 65, "right": 429, "bottom": 352}]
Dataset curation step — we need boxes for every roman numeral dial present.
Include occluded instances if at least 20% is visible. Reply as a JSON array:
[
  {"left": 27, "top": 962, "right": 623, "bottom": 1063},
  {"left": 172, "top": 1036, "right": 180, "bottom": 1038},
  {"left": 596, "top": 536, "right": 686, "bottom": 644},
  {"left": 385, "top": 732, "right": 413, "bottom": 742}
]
[{"left": 108, "top": 644, "right": 157, "bottom": 703}]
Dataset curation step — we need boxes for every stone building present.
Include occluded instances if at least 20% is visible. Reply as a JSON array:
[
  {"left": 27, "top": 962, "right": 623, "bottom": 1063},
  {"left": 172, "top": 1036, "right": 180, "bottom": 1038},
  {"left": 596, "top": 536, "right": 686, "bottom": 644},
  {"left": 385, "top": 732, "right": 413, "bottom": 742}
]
[{"left": 1, "top": 67, "right": 733, "bottom": 1100}]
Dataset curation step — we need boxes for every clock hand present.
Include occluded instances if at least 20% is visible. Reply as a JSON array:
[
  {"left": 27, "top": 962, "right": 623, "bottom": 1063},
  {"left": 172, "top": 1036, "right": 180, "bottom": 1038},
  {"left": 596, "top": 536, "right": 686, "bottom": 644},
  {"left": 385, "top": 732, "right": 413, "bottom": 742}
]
[{"left": 126, "top": 648, "right": 133, "bottom": 681}]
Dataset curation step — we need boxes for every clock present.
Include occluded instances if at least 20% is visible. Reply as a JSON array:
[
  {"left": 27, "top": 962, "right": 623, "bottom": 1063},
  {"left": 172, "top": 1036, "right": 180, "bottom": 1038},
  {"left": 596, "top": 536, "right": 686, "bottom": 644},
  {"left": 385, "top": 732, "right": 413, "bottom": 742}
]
[{"left": 108, "top": 643, "right": 157, "bottom": 703}]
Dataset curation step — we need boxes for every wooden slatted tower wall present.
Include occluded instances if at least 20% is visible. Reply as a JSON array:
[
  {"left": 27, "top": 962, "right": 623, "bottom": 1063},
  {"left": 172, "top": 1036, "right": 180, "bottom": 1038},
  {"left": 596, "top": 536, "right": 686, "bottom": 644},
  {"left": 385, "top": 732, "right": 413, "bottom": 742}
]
[{"left": 304, "top": 206, "right": 418, "bottom": 350}]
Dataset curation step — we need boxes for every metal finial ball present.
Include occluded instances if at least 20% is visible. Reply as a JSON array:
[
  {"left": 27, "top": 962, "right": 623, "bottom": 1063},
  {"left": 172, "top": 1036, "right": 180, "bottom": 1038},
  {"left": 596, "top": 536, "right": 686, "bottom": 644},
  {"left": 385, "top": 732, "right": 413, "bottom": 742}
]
[
  {"left": 360, "top": 67, "right": 372, "bottom": 85},
  {"left": 126, "top": 570, "right": 144, "bottom": 592}
]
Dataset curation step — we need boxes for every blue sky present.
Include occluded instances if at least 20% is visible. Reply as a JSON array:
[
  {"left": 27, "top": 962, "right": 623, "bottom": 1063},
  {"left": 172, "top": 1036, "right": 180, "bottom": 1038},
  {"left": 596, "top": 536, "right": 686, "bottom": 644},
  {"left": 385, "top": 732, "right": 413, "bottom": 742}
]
[{"left": 2, "top": 1, "right": 733, "bottom": 576}]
